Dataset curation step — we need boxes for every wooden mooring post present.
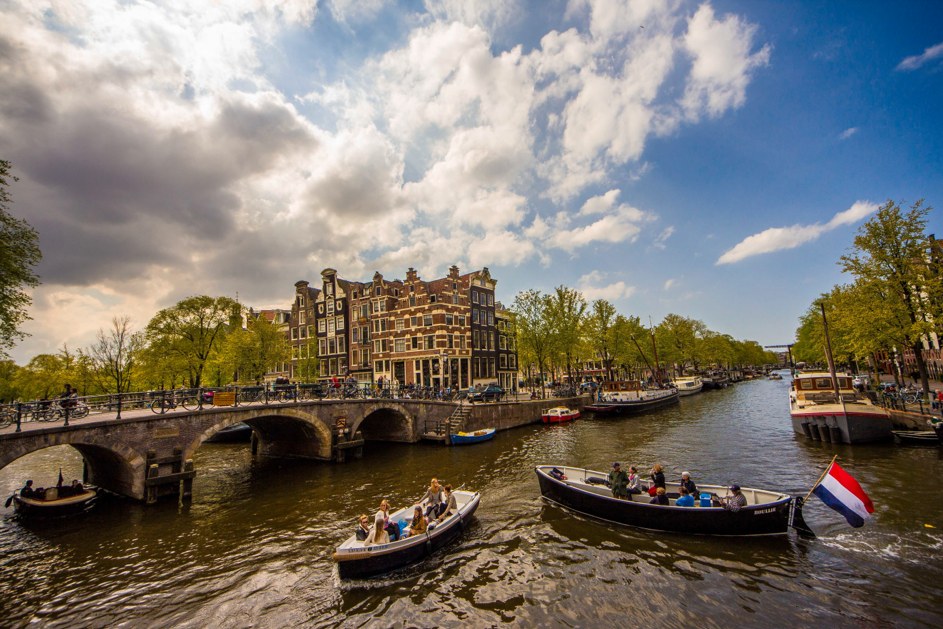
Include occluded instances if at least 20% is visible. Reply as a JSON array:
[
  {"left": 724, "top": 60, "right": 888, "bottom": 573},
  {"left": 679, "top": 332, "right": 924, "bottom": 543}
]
[{"left": 144, "top": 447, "right": 197, "bottom": 504}]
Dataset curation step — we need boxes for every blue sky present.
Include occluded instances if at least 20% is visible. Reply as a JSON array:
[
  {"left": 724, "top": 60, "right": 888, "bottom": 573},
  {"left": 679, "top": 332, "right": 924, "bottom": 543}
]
[{"left": 1, "top": 0, "right": 941, "bottom": 364}]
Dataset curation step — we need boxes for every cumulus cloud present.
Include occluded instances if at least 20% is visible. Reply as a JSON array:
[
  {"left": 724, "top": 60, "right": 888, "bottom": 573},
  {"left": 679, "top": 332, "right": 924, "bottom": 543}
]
[
  {"left": 1, "top": 0, "right": 771, "bottom": 361},
  {"left": 716, "top": 201, "right": 879, "bottom": 265},
  {"left": 896, "top": 41, "right": 943, "bottom": 71},
  {"left": 577, "top": 270, "right": 636, "bottom": 301}
]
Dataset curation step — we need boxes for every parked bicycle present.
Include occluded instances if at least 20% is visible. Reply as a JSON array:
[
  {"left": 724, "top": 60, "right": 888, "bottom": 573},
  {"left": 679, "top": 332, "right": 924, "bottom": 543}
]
[{"left": 148, "top": 391, "right": 200, "bottom": 414}]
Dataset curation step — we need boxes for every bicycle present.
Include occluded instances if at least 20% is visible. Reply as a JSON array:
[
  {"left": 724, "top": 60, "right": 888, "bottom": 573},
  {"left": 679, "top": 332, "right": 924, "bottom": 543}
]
[
  {"left": 148, "top": 391, "right": 200, "bottom": 414},
  {"left": 0, "top": 405, "right": 16, "bottom": 428}
]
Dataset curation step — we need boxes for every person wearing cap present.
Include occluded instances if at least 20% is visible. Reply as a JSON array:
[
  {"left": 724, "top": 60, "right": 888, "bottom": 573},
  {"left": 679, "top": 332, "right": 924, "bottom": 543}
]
[
  {"left": 679, "top": 471, "right": 698, "bottom": 498},
  {"left": 608, "top": 462, "right": 629, "bottom": 499},
  {"left": 722, "top": 485, "right": 747, "bottom": 511}
]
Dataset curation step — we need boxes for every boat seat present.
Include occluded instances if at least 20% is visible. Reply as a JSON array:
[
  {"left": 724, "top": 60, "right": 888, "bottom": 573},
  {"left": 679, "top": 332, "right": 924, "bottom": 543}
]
[{"left": 44, "top": 487, "right": 59, "bottom": 500}]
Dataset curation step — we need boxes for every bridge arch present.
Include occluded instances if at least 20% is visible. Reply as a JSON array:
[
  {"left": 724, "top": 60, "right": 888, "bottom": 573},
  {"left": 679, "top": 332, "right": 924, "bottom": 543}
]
[
  {"left": 188, "top": 408, "right": 334, "bottom": 461},
  {"left": 0, "top": 438, "right": 146, "bottom": 500},
  {"left": 349, "top": 402, "right": 415, "bottom": 442}
]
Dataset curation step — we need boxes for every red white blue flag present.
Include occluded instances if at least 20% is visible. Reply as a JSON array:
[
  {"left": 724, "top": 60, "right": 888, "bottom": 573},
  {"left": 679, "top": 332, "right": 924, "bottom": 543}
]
[{"left": 812, "top": 460, "right": 874, "bottom": 528}]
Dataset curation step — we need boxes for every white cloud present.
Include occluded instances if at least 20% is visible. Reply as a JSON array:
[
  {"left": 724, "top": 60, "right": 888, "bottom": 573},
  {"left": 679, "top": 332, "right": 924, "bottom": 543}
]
[
  {"left": 896, "top": 41, "right": 943, "bottom": 71},
  {"left": 839, "top": 127, "right": 858, "bottom": 140},
  {"left": 663, "top": 278, "right": 676, "bottom": 290},
  {"left": 577, "top": 270, "right": 636, "bottom": 301},
  {"left": 652, "top": 225, "right": 674, "bottom": 249},
  {"left": 716, "top": 201, "right": 879, "bottom": 265}
]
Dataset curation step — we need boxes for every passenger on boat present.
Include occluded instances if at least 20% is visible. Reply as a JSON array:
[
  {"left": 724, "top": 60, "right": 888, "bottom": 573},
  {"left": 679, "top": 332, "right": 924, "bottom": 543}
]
[
  {"left": 649, "top": 487, "right": 669, "bottom": 505},
  {"left": 679, "top": 472, "right": 698, "bottom": 497},
  {"left": 407, "top": 506, "right": 428, "bottom": 537},
  {"left": 626, "top": 466, "right": 642, "bottom": 495},
  {"left": 19, "top": 480, "right": 34, "bottom": 498},
  {"left": 378, "top": 499, "right": 401, "bottom": 541},
  {"left": 608, "top": 463, "right": 629, "bottom": 499},
  {"left": 721, "top": 485, "right": 747, "bottom": 512},
  {"left": 364, "top": 512, "right": 390, "bottom": 546},
  {"left": 675, "top": 487, "right": 695, "bottom": 507},
  {"left": 651, "top": 464, "right": 666, "bottom": 490},
  {"left": 355, "top": 514, "right": 371, "bottom": 541},
  {"left": 417, "top": 478, "right": 445, "bottom": 519},
  {"left": 437, "top": 484, "right": 457, "bottom": 522}
]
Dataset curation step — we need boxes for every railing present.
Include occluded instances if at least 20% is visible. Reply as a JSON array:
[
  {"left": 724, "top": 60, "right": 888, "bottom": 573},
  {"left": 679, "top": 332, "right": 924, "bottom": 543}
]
[{"left": 0, "top": 382, "right": 492, "bottom": 432}]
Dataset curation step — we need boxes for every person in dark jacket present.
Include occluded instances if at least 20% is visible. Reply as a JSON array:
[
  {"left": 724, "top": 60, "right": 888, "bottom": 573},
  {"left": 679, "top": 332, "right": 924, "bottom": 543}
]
[
  {"left": 355, "top": 514, "right": 371, "bottom": 541},
  {"left": 649, "top": 487, "right": 669, "bottom": 505},
  {"left": 608, "top": 463, "right": 629, "bottom": 499},
  {"left": 651, "top": 464, "right": 666, "bottom": 490},
  {"left": 679, "top": 471, "right": 698, "bottom": 497}
]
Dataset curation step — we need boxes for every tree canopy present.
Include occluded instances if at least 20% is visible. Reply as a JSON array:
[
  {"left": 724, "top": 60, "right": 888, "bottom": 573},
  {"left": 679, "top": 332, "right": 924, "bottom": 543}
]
[{"left": 0, "top": 160, "right": 42, "bottom": 357}]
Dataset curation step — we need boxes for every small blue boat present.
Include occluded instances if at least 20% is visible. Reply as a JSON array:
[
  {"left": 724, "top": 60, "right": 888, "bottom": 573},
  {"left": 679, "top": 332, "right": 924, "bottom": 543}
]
[{"left": 450, "top": 428, "right": 496, "bottom": 445}]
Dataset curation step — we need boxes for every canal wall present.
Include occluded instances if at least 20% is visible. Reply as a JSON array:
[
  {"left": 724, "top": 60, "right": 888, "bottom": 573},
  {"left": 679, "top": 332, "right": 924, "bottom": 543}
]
[
  {"left": 888, "top": 409, "right": 940, "bottom": 430},
  {"left": 464, "top": 395, "right": 586, "bottom": 431}
]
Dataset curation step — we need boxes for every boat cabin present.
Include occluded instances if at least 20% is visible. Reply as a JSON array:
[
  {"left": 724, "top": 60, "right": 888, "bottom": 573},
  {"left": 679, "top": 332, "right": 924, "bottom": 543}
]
[{"left": 792, "top": 372, "right": 860, "bottom": 404}]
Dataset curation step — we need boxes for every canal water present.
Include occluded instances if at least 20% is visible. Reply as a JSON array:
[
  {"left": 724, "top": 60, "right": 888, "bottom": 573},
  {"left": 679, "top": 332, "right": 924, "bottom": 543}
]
[{"left": 1, "top": 377, "right": 941, "bottom": 628}]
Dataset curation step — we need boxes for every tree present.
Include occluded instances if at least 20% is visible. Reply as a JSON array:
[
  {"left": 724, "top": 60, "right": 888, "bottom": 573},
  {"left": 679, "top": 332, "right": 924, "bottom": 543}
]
[
  {"left": 145, "top": 296, "right": 241, "bottom": 387},
  {"left": 840, "top": 200, "right": 939, "bottom": 393},
  {"left": 512, "top": 290, "right": 554, "bottom": 396},
  {"left": 0, "top": 160, "right": 42, "bottom": 356},
  {"left": 88, "top": 316, "right": 144, "bottom": 393},
  {"left": 583, "top": 299, "right": 619, "bottom": 381},
  {"left": 546, "top": 286, "right": 587, "bottom": 385},
  {"left": 223, "top": 315, "right": 290, "bottom": 384}
]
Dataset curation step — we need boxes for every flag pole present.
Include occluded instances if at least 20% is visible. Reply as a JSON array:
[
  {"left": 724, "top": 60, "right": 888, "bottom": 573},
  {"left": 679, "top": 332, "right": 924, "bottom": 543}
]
[{"left": 804, "top": 454, "right": 838, "bottom": 501}]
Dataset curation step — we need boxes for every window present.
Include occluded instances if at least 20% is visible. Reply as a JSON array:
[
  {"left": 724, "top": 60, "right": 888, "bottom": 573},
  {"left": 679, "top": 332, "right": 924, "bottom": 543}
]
[
  {"left": 472, "top": 290, "right": 479, "bottom": 304},
  {"left": 300, "top": 327, "right": 306, "bottom": 339},
  {"left": 423, "top": 315, "right": 433, "bottom": 327},
  {"left": 411, "top": 316, "right": 419, "bottom": 327},
  {"left": 395, "top": 318, "right": 404, "bottom": 331},
  {"left": 473, "top": 330, "right": 479, "bottom": 349},
  {"left": 411, "top": 336, "right": 419, "bottom": 349},
  {"left": 445, "top": 314, "right": 453, "bottom": 325},
  {"left": 488, "top": 294, "right": 494, "bottom": 306},
  {"left": 361, "top": 304, "right": 369, "bottom": 319},
  {"left": 327, "top": 318, "right": 335, "bottom": 335},
  {"left": 452, "top": 294, "right": 459, "bottom": 304},
  {"left": 424, "top": 335, "right": 434, "bottom": 350},
  {"left": 409, "top": 295, "right": 416, "bottom": 307},
  {"left": 299, "top": 310, "right": 306, "bottom": 325},
  {"left": 325, "top": 283, "right": 333, "bottom": 296},
  {"left": 375, "top": 285, "right": 383, "bottom": 296},
  {"left": 298, "top": 294, "right": 306, "bottom": 307},
  {"left": 319, "top": 339, "right": 327, "bottom": 356},
  {"left": 338, "top": 336, "right": 346, "bottom": 353},
  {"left": 291, "top": 327, "right": 298, "bottom": 340},
  {"left": 488, "top": 312, "right": 494, "bottom": 326},
  {"left": 500, "top": 355, "right": 507, "bottom": 368},
  {"left": 448, "top": 334, "right": 454, "bottom": 348},
  {"left": 472, "top": 309, "right": 479, "bottom": 324},
  {"left": 336, "top": 316, "right": 344, "bottom": 331},
  {"left": 318, "top": 319, "right": 326, "bottom": 333},
  {"left": 430, "top": 294, "right": 437, "bottom": 303},
  {"left": 458, "top": 315, "right": 465, "bottom": 326},
  {"left": 353, "top": 328, "right": 359, "bottom": 343},
  {"left": 395, "top": 339, "right": 405, "bottom": 353},
  {"left": 327, "top": 300, "right": 334, "bottom": 315}
]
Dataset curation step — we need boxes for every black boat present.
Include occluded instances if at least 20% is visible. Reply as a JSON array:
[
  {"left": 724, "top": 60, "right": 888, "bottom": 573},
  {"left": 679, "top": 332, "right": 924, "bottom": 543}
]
[
  {"left": 12, "top": 487, "right": 97, "bottom": 518},
  {"left": 333, "top": 489, "right": 480, "bottom": 578},
  {"left": 892, "top": 430, "right": 940, "bottom": 446},
  {"left": 205, "top": 422, "right": 252, "bottom": 443},
  {"left": 536, "top": 465, "right": 809, "bottom": 536}
]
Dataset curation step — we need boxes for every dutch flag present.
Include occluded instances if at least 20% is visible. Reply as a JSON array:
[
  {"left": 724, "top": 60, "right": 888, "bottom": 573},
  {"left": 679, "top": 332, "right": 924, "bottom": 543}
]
[{"left": 812, "top": 460, "right": 874, "bottom": 528}]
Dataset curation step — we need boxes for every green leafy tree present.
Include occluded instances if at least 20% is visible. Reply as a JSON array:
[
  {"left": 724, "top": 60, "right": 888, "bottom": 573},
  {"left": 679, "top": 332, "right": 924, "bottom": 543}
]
[
  {"left": 145, "top": 296, "right": 241, "bottom": 387},
  {"left": 512, "top": 289, "right": 554, "bottom": 396},
  {"left": 839, "top": 199, "right": 939, "bottom": 393},
  {"left": 583, "top": 299, "right": 620, "bottom": 381},
  {"left": 224, "top": 315, "right": 291, "bottom": 384},
  {"left": 546, "top": 286, "right": 587, "bottom": 385},
  {"left": 0, "top": 160, "right": 42, "bottom": 356}
]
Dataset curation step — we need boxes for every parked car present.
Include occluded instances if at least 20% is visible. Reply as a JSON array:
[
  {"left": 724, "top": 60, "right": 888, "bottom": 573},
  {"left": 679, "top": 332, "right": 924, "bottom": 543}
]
[{"left": 471, "top": 384, "right": 505, "bottom": 402}]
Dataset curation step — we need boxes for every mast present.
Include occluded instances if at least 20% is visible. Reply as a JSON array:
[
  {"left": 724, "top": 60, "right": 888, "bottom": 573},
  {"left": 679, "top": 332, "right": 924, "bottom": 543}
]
[
  {"left": 820, "top": 302, "right": 847, "bottom": 417},
  {"left": 650, "top": 327, "right": 661, "bottom": 385}
]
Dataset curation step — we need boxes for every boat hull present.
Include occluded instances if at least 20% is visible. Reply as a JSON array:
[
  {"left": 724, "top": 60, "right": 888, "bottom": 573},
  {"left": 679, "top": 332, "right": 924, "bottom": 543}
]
[
  {"left": 536, "top": 467, "right": 794, "bottom": 536},
  {"left": 333, "top": 490, "right": 480, "bottom": 579},
  {"left": 892, "top": 430, "right": 940, "bottom": 445},
  {"left": 586, "top": 390, "right": 679, "bottom": 416},
  {"left": 673, "top": 377, "right": 703, "bottom": 396},
  {"left": 790, "top": 406, "right": 892, "bottom": 444},
  {"left": 450, "top": 429, "right": 495, "bottom": 444},
  {"left": 541, "top": 409, "right": 580, "bottom": 423},
  {"left": 13, "top": 489, "right": 97, "bottom": 518}
]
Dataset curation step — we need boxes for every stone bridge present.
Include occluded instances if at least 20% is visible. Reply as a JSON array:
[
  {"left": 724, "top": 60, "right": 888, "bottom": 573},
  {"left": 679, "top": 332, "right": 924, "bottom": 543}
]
[{"left": 0, "top": 399, "right": 458, "bottom": 503}]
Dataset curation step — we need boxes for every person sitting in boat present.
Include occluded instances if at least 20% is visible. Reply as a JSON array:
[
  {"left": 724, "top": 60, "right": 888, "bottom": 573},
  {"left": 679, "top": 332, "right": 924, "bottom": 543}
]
[
  {"left": 378, "top": 499, "right": 400, "bottom": 541},
  {"left": 675, "top": 486, "right": 695, "bottom": 507},
  {"left": 437, "top": 484, "right": 458, "bottom": 522},
  {"left": 355, "top": 514, "right": 372, "bottom": 541},
  {"left": 608, "top": 462, "right": 629, "bottom": 500},
  {"left": 71, "top": 479, "right": 84, "bottom": 494},
  {"left": 649, "top": 487, "right": 669, "bottom": 505},
  {"left": 19, "top": 480, "right": 35, "bottom": 498},
  {"left": 626, "top": 466, "right": 642, "bottom": 495},
  {"left": 651, "top": 464, "right": 666, "bottom": 491},
  {"left": 679, "top": 471, "right": 698, "bottom": 498},
  {"left": 721, "top": 485, "right": 747, "bottom": 512},
  {"left": 406, "top": 506, "right": 428, "bottom": 537},
  {"left": 364, "top": 511, "right": 390, "bottom": 546},
  {"left": 417, "top": 478, "right": 445, "bottom": 519}
]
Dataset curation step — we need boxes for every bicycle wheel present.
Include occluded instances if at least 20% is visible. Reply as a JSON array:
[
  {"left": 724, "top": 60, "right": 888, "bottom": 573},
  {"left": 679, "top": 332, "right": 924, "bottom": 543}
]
[
  {"left": 149, "top": 399, "right": 167, "bottom": 414},
  {"left": 0, "top": 410, "right": 13, "bottom": 428},
  {"left": 72, "top": 404, "right": 90, "bottom": 419},
  {"left": 179, "top": 394, "right": 201, "bottom": 411}
]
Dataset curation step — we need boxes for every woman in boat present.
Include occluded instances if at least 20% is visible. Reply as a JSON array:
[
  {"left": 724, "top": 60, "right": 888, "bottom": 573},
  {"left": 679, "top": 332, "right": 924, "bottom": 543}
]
[
  {"left": 364, "top": 511, "right": 390, "bottom": 546},
  {"left": 650, "top": 487, "right": 669, "bottom": 505},
  {"left": 626, "top": 466, "right": 641, "bottom": 495},
  {"left": 679, "top": 472, "right": 698, "bottom": 497},
  {"left": 437, "top": 484, "right": 457, "bottom": 522},
  {"left": 407, "top": 506, "right": 427, "bottom": 537},
  {"left": 651, "top": 464, "right": 666, "bottom": 490},
  {"left": 378, "top": 499, "right": 400, "bottom": 541},
  {"left": 418, "top": 478, "right": 445, "bottom": 519},
  {"left": 355, "top": 514, "right": 371, "bottom": 541}
]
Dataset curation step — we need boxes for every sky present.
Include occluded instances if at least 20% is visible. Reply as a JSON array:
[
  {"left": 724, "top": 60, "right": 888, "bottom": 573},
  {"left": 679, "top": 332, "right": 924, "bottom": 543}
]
[{"left": 1, "top": 0, "right": 941, "bottom": 365}]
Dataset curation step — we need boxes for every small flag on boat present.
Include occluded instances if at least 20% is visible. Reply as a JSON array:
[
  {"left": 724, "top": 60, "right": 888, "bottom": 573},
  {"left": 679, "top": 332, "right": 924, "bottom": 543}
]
[
  {"left": 811, "top": 460, "right": 874, "bottom": 528},
  {"left": 57, "top": 468, "right": 64, "bottom": 488}
]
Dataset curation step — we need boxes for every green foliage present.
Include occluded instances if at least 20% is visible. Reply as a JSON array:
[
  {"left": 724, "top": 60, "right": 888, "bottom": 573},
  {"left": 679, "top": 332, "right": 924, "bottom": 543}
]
[
  {"left": 0, "top": 160, "right": 42, "bottom": 356},
  {"left": 221, "top": 315, "right": 291, "bottom": 384}
]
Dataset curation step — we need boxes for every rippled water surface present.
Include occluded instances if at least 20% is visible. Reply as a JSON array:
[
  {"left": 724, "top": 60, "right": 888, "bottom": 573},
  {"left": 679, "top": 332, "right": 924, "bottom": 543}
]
[{"left": 2, "top": 378, "right": 942, "bottom": 627}]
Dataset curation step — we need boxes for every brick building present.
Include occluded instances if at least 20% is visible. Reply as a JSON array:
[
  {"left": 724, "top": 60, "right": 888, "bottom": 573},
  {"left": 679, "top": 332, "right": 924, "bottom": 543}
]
[{"left": 287, "top": 266, "right": 518, "bottom": 391}]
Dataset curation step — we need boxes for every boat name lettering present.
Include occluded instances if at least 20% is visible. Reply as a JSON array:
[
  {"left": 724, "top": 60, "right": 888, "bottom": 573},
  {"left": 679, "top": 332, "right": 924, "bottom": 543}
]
[{"left": 753, "top": 508, "right": 776, "bottom": 515}]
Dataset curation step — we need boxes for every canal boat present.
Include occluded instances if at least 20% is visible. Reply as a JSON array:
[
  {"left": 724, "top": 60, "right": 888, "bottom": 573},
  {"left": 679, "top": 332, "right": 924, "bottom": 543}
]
[
  {"left": 333, "top": 489, "right": 481, "bottom": 579},
  {"left": 583, "top": 381, "right": 679, "bottom": 416},
  {"left": 535, "top": 465, "right": 809, "bottom": 536},
  {"left": 12, "top": 486, "right": 97, "bottom": 518},
  {"left": 205, "top": 422, "right": 252, "bottom": 443},
  {"left": 672, "top": 375, "right": 703, "bottom": 396},
  {"left": 450, "top": 428, "right": 495, "bottom": 444},
  {"left": 541, "top": 407, "right": 580, "bottom": 423},
  {"left": 700, "top": 372, "right": 730, "bottom": 390},
  {"left": 892, "top": 430, "right": 940, "bottom": 446},
  {"left": 790, "top": 371, "right": 892, "bottom": 444}
]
